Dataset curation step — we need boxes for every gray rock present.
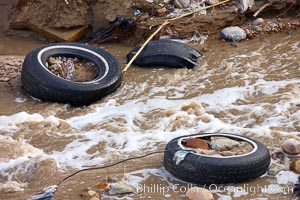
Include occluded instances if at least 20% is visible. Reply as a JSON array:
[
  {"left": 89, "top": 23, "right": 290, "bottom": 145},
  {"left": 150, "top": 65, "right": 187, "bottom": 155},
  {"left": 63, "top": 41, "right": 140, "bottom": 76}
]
[
  {"left": 174, "top": 0, "right": 191, "bottom": 8},
  {"left": 253, "top": 18, "right": 264, "bottom": 26},
  {"left": 220, "top": 26, "right": 246, "bottom": 41},
  {"left": 186, "top": 187, "right": 214, "bottom": 200},
  {"left": 206, "top": 0, "right": 219, "bottom": 5},
  {"left": 282, "top": 138, "right": 300, "bottom": 155},
  {"left": 268, "top": 163, "right": 286, "bottom": 176},
  {"left": 109, "top": 181, "right": 135, "bottom": 195},
  {"left": 211, "top": 137, "right": 240, "bottom": 151}
]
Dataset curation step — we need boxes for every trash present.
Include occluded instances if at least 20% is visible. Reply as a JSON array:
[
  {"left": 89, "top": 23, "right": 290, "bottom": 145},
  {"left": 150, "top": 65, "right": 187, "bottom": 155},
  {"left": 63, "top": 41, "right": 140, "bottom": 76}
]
[
  {"left": 27, "top": 185, "right": 57, "bottom": 200},
  {"left": 173, "top": 149, "right": 193, "bottom": 165},
  {"left": 87, "top": 16, "right": 136, "bottom": 44},
  {"left": 174, "top": 0, "right": 191, "bottom": 8},
  {"left": 108, "top": 181, "right": 136, "bottom": 195},
  {"left": 238, "top": 0, "right": 254, "bottom": 13},
  {"left": 134, "top": 10, "right": 141, "bottom": 16},
  {"left": 220, "top": 26, "right": 247, "bottom": 41},
  {"left": 126, "top": 40, "right": 202, "bottom": 69},
  {"left": 65, "top": 58, "right": 77, "bottom": 80},
  {"left": 185, "top": 32, "right": 208, "bottom": 45}
]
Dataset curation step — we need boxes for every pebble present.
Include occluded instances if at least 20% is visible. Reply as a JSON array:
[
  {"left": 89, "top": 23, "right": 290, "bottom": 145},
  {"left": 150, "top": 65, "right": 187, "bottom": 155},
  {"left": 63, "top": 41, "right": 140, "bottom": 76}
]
[
  {"left": 220, "top": 151, "right": 236, "bottom": 156},
  {"left": 90, "top": 197, "right": 100, "bottom": 200},
  {"left": 211, "top": 137, "right": 240, "bottom": 151},
  {"left": 220, "top": 26, "right": 246, "bottom": 41},
  {"left": 291, "top": 159, "right": 300, "bottom": 174},
  {"left": 186, "top": 187, "right": 214, "bottom": 200},
  {"left": 282, "top": 138, "right": 300, "bottom": 155},
  {"left": 0, "top": 77, "right": 10, "bottom": 82},
  {"left": 206, "top": 0, "right": 219, "bottom": 5},
  {"left": 88, "top": 190, "right": 97, "bottom": 197},
  {"left": 186, "top": 138, "right": 209, "bottom": 149},
  {"left": 108, "top": 181, "right": 135, "bottom": 195},
  {"left": 174, "top": 0, "right": 191, "bottom": 8},
  {"left": 253, "top": 18, "right": 264, "bottom": 26},
  {"left": 268, "top": 163, "right": 286, "bottom": 176}
]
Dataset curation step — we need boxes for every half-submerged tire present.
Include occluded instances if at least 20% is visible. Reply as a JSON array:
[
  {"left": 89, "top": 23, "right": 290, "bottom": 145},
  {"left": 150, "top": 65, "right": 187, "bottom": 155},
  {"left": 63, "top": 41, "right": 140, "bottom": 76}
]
[
  {"left": 126, "top": 40, "right": 202, "bottom": 69},
  {"left": 164, "top": 133, "right": 271, "bottom": 185},
  {"left": 21, "top": 43, "right": 122, "bottom": 105}
]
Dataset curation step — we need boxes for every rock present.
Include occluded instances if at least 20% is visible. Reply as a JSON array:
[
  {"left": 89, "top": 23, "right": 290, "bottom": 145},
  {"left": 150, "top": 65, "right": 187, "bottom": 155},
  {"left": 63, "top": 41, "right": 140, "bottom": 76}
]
[
  {"left": 268, "top": 163, "right": 286, "bottom": 176},
  {"left": 0, "top": 77, "right": 10, "bottom": 82},
  {"left": 108, "top": 181, "right": 135, "bottom": 195},
  {"left": 198, "top": 114, "right": 211, "bottom": 123},
  {"left": 211, "top": 137, "right": 240, "bottom": 151},
  {"left": 221, "top": 151, "right": 236, "bottom": 156},
  {"left": 185, "top": 138, "right": 209, "bottom": 149},
  {"left": 206, "top": 0, "right": 219, "bottom": 5},
  {"left": 195, "top": 149, "right": 217, "bottom": 155},
  {"left": 88, "top": 190, "right": 97, "bottom": 197},
  {"left": 0, "top": 181, "right": 27, "bottom": 193},
  {"left": 10, "top": 0, "right": 90, "bottom": 29},
  {"left": 174, "top": 0, "right": 191, "bottom": 8},
  {"left": 220, "top": 26, "right": 246, "bottom": 41},
  {"left": 157, "top": 7, "right": 167, "bottom": 16},
  {"left": 90, "top": 197, "right": 100, "bottom": 200},
  {"left": 291, "top": 159, "right": 300, "bottom": 174},
  {"left": 282, "top": 138, "right": 300, "bottom": 155},
  {"left": 186, "top": 187, "right": 214, "bottom": 200},
  {"left": 253, "top": 18, "right": 264, "bottom": 26}
]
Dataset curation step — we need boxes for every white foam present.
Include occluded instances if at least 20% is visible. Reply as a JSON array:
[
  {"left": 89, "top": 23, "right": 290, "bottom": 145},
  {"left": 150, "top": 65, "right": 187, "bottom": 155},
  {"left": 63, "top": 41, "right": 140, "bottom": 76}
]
[
  {"left": 0, "top": 112, "right": 60, "bottom": 132},
  {"left": 276, "top": 171, "right": 298, "bottom": 184}
]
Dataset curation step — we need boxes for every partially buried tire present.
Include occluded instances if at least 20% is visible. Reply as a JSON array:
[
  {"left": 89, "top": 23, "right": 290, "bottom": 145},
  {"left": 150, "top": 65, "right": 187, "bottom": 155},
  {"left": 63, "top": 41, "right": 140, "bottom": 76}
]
[
  {"left": 164, "top": 133, "right": 271, "bottom": 185},
  {"left": 21, "top": 43, "right": 122, "bottom": 105},
  {"left": 126, "top": 40, "right": 202, "bottom": 69}
]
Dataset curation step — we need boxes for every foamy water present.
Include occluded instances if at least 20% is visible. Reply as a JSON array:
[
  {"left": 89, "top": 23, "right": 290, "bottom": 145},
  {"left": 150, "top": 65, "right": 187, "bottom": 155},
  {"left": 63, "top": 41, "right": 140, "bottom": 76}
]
[{"left": 1, "top": 32, "right": 300, "bottom": 199}]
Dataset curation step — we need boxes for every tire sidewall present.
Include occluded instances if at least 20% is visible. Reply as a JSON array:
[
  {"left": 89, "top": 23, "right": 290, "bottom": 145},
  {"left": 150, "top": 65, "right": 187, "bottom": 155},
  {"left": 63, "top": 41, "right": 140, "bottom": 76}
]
[
  {"left": 21, "top": 43, "right": 122, "bottom": 104},
  {"left": 164, "top": 133, "right": 271, "bottom": 184}
]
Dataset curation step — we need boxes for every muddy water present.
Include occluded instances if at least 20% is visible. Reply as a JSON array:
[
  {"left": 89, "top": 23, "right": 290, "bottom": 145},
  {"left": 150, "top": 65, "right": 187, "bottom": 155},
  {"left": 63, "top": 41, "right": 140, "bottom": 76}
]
[{"left": 0, "top": 32, "right": 300, "bottom": 200}]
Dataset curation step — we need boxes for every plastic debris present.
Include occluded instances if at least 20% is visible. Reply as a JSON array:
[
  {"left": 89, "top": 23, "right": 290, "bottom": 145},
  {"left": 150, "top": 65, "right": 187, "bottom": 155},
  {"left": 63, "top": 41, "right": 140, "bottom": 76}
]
[
  {"left": 134, "top": 10, "right": 141, "bottom": 16},
  {"left": 173, "top": 149, "right": 193, "bottom": 165},
  {"left": 27, "top": 185, "right": 57, "bottom": 200},
  {"left": 238, "top": 0, "right": 254, "bottom": 13},
  {"left": 220, "top": 26, "right": 246, "bottom": 41},
  {"left": 65, "top": 57, "right": 77, "bottom": 80}
]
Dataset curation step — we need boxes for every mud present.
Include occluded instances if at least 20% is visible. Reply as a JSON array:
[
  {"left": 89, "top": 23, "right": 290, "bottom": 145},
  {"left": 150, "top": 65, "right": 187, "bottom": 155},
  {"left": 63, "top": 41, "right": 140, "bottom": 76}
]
[{"left": 3, "top": 0, "right": 300, "bottom": 43}]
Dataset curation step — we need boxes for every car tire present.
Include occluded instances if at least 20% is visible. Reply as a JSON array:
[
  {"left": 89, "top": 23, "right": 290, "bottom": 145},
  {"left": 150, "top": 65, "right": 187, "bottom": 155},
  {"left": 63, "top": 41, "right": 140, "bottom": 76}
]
[
  {"left": 126, "top": 40, "right": 202, "bottom": 69},
  {"left": 164, "top": 133, "right": 271, "bottom": 185},
  {"left": 21, "top": 43, "right": 122, "bottom": 105}
]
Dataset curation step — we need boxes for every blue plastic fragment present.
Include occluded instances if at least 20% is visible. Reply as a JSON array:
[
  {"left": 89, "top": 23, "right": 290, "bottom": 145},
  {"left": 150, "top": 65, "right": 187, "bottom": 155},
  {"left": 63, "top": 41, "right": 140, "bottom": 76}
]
[
  {"left": 173, "top": 150, "right": 192, "bottom": 165},
  {"left": 27, "top": 185, "right": 57, "bottom": 200}
]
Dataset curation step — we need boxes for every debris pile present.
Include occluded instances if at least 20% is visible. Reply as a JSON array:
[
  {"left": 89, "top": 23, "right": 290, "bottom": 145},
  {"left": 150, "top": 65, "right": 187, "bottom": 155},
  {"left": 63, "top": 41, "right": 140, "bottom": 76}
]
[
  {"left": 80, "top": 177, "right": 136, "bottom": 200},
  {"left": 46, "top": 57, "right": 98, "bottom": 82},
  {"left": 183, "top": 136, "right": 254, "bottom": 157}
]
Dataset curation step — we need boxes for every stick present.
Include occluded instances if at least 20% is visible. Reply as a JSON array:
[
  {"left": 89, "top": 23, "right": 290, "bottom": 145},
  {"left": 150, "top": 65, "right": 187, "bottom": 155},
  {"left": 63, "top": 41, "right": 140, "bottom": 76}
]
[
  {"left": 123, "top": 0, "right": 232, "bottom": 72},
  {"left": 253, "top": 3, "right": 270, "bottom": 17},
  {"left": 64, "top": 0, "right": 69, "bottom": 4}
]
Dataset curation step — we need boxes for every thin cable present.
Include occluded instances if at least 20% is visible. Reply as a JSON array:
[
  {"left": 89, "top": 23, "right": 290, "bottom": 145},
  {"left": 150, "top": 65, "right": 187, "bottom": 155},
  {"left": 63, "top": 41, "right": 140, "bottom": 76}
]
[{"left": 57, "top": 148, "right": 179, "bottom": 187}]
